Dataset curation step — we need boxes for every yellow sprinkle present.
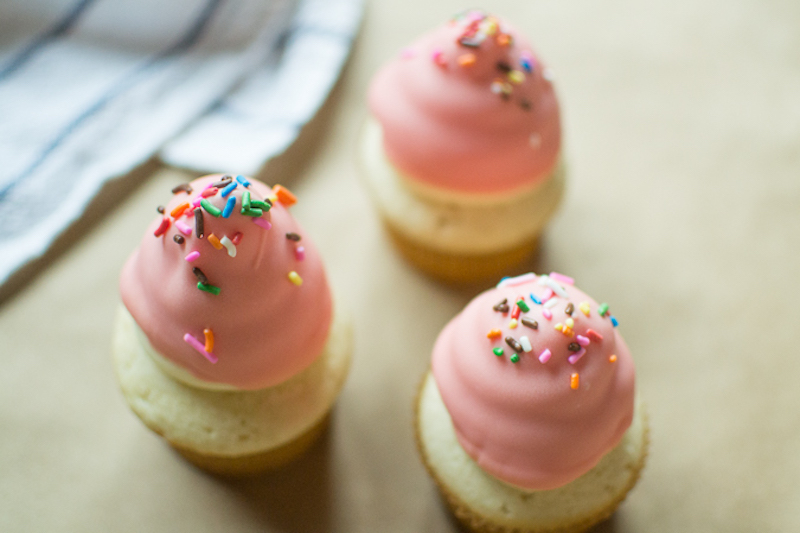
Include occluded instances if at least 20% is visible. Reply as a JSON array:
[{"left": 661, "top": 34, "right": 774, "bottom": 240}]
[
  {"left": 565, "top": 317, "right": 575, "bottom": 329},
  {"left": 457, "top": 53, "right": 476, "bottom": 67},
  {"left": 570, "top": 373, "right": 580, "bottom": 390},
  {"left": 288, "top": 271, "right": 303, "bottom": 286},
  {"left": 509, "top": 319, "right": 518, "bottom": 329},
  {"left": 579, "top": 302, "right": 591, "bottom": 317},
  {"left": 268, "top": 194, "right": 278, "bottom": 205},
  {"left": 203, "top": 328, "right": 214, "bottom": 353},
  {"left": 554, "top": 323, "right": 563, "bottom": 332},
  {"left": 609, "top": 354, "right": 617, "bottom": 363},
  {"left": 487, "top": 329, "right": 502, "bottom": 339},
  {"left": 208, "top": 233, "right": 223, "bottom": 250},
  {"left": 508, "top": 70, "right": 525, "bottom": 85}
]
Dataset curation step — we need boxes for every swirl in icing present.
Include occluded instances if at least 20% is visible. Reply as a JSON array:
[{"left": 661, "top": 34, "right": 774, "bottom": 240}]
[
  {"left": 368, "top": 10, "right": 561, "bottom": 194},
  {"left": 120, "top": 175, "right": 332, "bottom": 390},
  {"left": 431, "top": 273, "right": 635, "bottom": 490}
]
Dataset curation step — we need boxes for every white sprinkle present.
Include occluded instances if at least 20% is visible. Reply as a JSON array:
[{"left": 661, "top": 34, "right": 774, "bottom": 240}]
[
  {"left": 543, "top": 297, "right": 559, "bottom": 309},
  {"left": 520, "top": 336, "right": 532, "bottom": 353},
  {"left": 220, "top": 236, "right": 237, "bottom": 258},
  {"left": 542, "top": 277, "right": 568, "bottom": 298}
]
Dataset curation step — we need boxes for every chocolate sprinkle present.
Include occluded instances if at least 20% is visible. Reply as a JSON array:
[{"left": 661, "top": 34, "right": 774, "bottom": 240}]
[
  {"left": 521, "top": 317, "right": 539, "bottom": 330},
  {"left": 171, "top": 183, "right": 193, "bottom": 194},
  {"left": 493, "top": 298, "right": 509, "bottom": 312},
  {"left": 211, "top": 176, "right": 233, "bottom": 188},
  {"left": 194, "top": 208, "right": 204, "bottom": 238},
  {"left": 568, "top": 342, "right": 581, "bottom": 352},
  {"left": 156, "top": 205, "right": 165, "bottom": 214},
  {"left": 285, "top": 232, "right": 302, "bottom": 242},
  {"left": 496, "top": 61, "right": 512, "bottom": 72},
  {"left": 173, "top": 234, "right": 185, "bottom": 244},
  {"left": 519, "top": 99, "right": 532, "bottom": 111},
  {"left": 565, "top": 303, "right": 574, "bottom": 316},
  {"left": 192, "top": 267, "right": 209, "bottom": 285},
  {"left": 505, "top": 337, "right": 523, "bottom": 353}
]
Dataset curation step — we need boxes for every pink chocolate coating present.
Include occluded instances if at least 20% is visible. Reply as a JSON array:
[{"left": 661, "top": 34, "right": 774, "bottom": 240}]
[
  {"left": 368, "top": 11, "right": 561, "bottom": 193},
  {"left": 120, "top": 175, "right": 332, "bottom": 390},
  {"left": 432, "top": 275, "right": 635, "bottom": 490}
]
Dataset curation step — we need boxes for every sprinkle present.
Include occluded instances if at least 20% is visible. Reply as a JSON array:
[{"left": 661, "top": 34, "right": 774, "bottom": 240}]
[
  {"left": 510, "top": 354, "right": 520, "bottom": 363},
  {"left": 521, "top": 317, "right": 538, "bottom": 329},
  {"left": 542, "top": 309, "right": 553, "bottom": 320},
  {"left": 555, "top": 323, "right": 563, "bottom": 332},
  {"left": 235, "top": 175, "right": 250, "bottom": 188},
  {"left": 201, "top": 187, "right": 218, "bottom": 198},
  {"left": 268, "top": 194, "right": 278, "bottom": 205},
  {"left": 543, "top": 297, "right": 558, "bottom": 309},
  {"left": 496, "top": 61, "right": 512, "bottom": 72},
  {"left": 508, "top": 70, "right": 525, "bottom": 84},
  {"left": 541, "top": 276, "right": 568, "bottom": 298},
  {"left": 171, "top": 183, "right": 193, "bottom": 194},
  {"left": 568, "top": 348, "right": 587, "bottom": 365},
  {"left": 487, "top": 329, "right": 502, "bottom": 339},
  {"left": 231, "top": 232, "right": 243, "bottom": 245},
  {"left": 493, "top": 347, "right": 504, "bottom": 357},
  {"left": 562, "top": 326, "right": 574, "bottom": 337},
  {"left": 538, "top": 349, "right": 552, "bottom": 364},
  {"left": 457, "top": 53, "right": 476, "bottom": 67},
  {"left": 211, "top": 175, "right": 233, "bottom": 188},
  {"left": 516, "top": 299, "right": 530, "bottom": 313},
  {"left": 241, "top": 207, "right": 263, "bottom": 217},
  {"left": 170, "top": 202, "right": 190, "bottom": 218},
  {"left": 208, "top": 234, "right": 223, "bottom": 250},
  {"left": 565, "top": 303, "right": 574, "bottom": 316},
  {"left": 173, "top": 234, "right": 185, "bottom": 244},
  {"left": 288, "top": 271, "right": 303, "bottom": 286},
  {"left": 220, "top": 236, "right": 237, "bottom": 257},
  {"left": 220, "top": 181, "right": 238, "bottom": 198},
  {"left": 184, "top": 333, "right": 217, "bottom": 363},
  {"left": 191, "top": 196, "right": 203, "bottom": 208},
  {"left": 586, "top": 329, "right": 604, "bottom": 341},
  {"left": 570, "top": 373, "right": 580, "bottom": 389},
  {"left": 529, "top": 293, "right": 542, "bottom": 305},
  {"left": 431, "top": 48, "right": 446, "bottom": 66},
  {"left": 154, "top": 217, "right": 170, "bottom": 237},
  {"left": 221, "top": 196, "right": 235, "bottom": 218},
  {"left": 579, "top": 302, "right": 591, "bottom": 317},
  {"left": 200, "top": 199, "right": 221, "bottom": 217},
  {"left": 497, "top": 273, "right": 536, "bottom": 288},
  {"left": 609, "top": 354, "right": 618, "bottom": 363},
  {"left": 253, "top": 218, "right": 272, "bottom": 230},
  {"left": 496, "top": 33, "right": 511, "bottom": 47},
  {"left": 194, "top": 208, "right": 204, "bottom": 238},
  {"left": 509, "top": 319, "right": 518, "bottom": 329},
  {"left": 241, "top": 191, "right": 251, "bottom": 210},
  {"left": 250, "top": 199, "right": 271, "bottom": 211},
  {"left": 519, "top": 336, "right": 532, "bottom": 352},
  {"left": 611, "top": 316, "right": 619, "bottom": 327},
  {"left": 565, "top": 318, "right": 575, "bottom": 329},
  {"left": 273, "top": 185, "right": 297, "bottom": 206},
  {"left": 511, "top": 305, "right": 521, "bottom": 320},
  {"left": 493, "top": 298, "right": 510, "bottom": 313},
  {"left": 458, "top": 36, "right": 482, "bottom": 48},
  {"left": 568, "top": 342, "right": 580, "bottom": 352},
  {"left": 197, "top": 282, "right": 220, "bottom": 295},
  {"left": 520, "top": 55, "right": 533, "bottom": 73},
  {"left": 519, "top": 99, "right": 532, "bottom": 111},
  {"left": 505, "top": 337, "right": 523, "bottom": 353},
  {"left": 185, "top": 251, "right": 200, "bottom": 262},
  {"left": 549, "top": 272, "right": 575, "bottom": 285},
  {"left": 598, "top": 303, "right": 609, "bottom": 317},
  {"left": 541, "top": 288, "right": 555, "bottom": 301},
  {"left": 157, "top": 205, "right": 165, "bottom": 214},
  {"left": 175, "top": 220, "right": 192, "bottom": 236},
  {"left": 192, "top": 267, "right": 208, "bottom": 285},
  {"left": 286, "top": 232, "right": 301, "bottom": 242},
  {"left": 203, "top": 328, "right": 214, "bottom": 353},
  {"left": 576, "top": 335, "right": 590, "bottom": 347},
  {"left": 295, "top": 245, "right": 305, "bottom": 261}
]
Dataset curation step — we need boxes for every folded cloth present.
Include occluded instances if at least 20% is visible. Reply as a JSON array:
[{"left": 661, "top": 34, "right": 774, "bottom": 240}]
[{"left": 0, "top": 0, "right": 362, "bottom": 290}]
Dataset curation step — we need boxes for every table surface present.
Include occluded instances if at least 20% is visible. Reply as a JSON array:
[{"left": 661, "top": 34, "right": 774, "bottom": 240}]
[{"left": 2, "top": 1, "right": 799, "bottom": 531}]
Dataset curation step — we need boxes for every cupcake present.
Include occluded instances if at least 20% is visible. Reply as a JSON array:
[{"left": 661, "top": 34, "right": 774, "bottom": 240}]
[
  {"left": 113, "top": 175, "right": 352, "bottom": 475},
  {"left": 361, "top": 10, "right": 565, "bottom": 284},
  {"left": 415, "top": 272, "right": 647, "bottom": 532}
]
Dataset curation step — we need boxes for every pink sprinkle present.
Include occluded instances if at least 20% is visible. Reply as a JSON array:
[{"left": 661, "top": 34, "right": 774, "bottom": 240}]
[
  {"left": 497, "top": 273, "right": 537, "bottom": 288},
  {"left": 549, "top": 272, "right": 574, "bottom": 285},
  {"left": 191, "top": 196, "right": 203, "bottom": 208},
  {"left": 538, "top": 349, "right": 552, "bottom": 364},
  {"left": 431, "top": 49, "right": 446, "bottom": 66},
  {"left": 542, "top": 309, "right": 553, "bottom": 320},
  {"left": 252, "top": 217, "right": 272, "bottom": 230},
  {"left": 541, "top": 288, "right": 555, "bottom": 301},
  {"left": 183, "top": 333, "right": 218, "bottom": 364},
  {"left": 295, "top": 245, "right": 305, "bottom": 261},
  {"left": 576, "top": 335, "right": 590, "bottom": 347},
  {"left": 175, "top": 220, "right": 192, "bottom": 236},
  {"left": 201, "top": 187, "right": 218, "bottom": 198},
  {"left": 185, "top": 251, "right": 200, "bottom": 262},
  {"left": 586, "top": 329, "right": 604, "bottom": 342},
  {"left": 568, "top": 348, "right": 587, "bottom": 365}
]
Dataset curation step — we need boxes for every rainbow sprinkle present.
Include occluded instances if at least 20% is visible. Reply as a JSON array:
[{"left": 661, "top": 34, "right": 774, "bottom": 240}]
[{"left": 184, "top": 333, "right": 217, "bottom": 363}]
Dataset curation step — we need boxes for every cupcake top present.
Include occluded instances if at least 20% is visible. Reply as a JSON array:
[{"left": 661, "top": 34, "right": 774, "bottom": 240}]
[
  {"left": 368, "top": 10, "right": 561, "bottom": 194},
  {"left": 120, "top": 175, "right": 332, "bottom": 390},
  {"left": 431, "top": 273, "right": 635, "bottom": 490}
]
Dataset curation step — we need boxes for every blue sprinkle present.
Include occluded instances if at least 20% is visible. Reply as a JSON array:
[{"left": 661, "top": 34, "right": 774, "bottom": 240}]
[
  {"left": 610, "top": 316, "right": 619, "bottom": 327},
  {"left": 235, "top": 175, "right": 250, "bottom": 188},
  {"left": 222, "top": 196, "right": 236, "bottom": 218},
  {"left": 529, "top": 293, "right": 542, "bottom": 305},
  {"left": 221, "top": 182, "right": 238, "bottom": 197},
  {"left": 520, "top": 57, "right": 532, "bottom": 73}
]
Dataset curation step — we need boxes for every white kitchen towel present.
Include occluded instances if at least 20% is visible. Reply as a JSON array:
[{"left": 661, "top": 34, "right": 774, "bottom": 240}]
[{"left": 0, "top": 0, "right": 362, "bottom": 289}]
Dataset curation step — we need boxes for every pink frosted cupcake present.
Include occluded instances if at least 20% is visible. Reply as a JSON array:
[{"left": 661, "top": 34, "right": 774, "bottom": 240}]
[
  {"left": 113, "top": 175, "right": 352, "bottom": 475},
  {"left": 361, "top": 11, "right": 565, "bottom": 283},
  {"left": 415, "top": 272, "right": 647, "bottom": 532}
]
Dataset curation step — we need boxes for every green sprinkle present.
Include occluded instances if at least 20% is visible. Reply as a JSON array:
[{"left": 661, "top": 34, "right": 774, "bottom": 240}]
[
  {"left": 200, "top": 199, "right": 221, "bottom": 217},
  {"left": 197, "top": 282, "right": 220, "bottom": 295},
  {"left": 516, "top": 299, "right": 530, "bottom": 313},
  {"left": 493, "top": 347, "right": 504, "bottom": 357},
  {"left": 510, "top": 354, "right": 520, "bottom": 363},
  {"left": 242, "top": 191, "right": 251, "bottom": 210},
  {"left": 598, "top": 303, "right": 609, "bottom": 317},
  {"left": 250, "top": 199, "right": 271, "bottom": 211},
  {"left": 240, "top": 207, "right": 263, "bottom": 217}
]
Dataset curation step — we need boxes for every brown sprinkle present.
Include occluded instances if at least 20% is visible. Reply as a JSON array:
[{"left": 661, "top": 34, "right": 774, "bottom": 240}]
[
  {"left": 211, "top": 175, "right": 233, "bottom": 188},
  {"left": 493, "top": 298, "right": 509, "bottom": 312},
  {"left": 171, "top": 183, "right": 193, "bottom": 194},
  {"left": 565, "top": 303, "right": 574, "bottom": 316},
  {"left": 194, "top": 208, "right": 204, "bottom": 238},
  {"left": 521, "top": 317, "right": 538, "bottom": 329},
  {"left": 285, "top": 232, "right": 302, "bottom": 242},
  {"left": 519, "top": 99, "right": 532, "bottom": 111},
  {"left": 192, "top": 267, "right": 208, "bottom": 285},
  {"left": 173, "top": 234, "right": 185, "bottom": 245},
  {"left": 496, "top": 61, "right": 512, "bottom": 72},
  {"left": 568, "top": 342, "right": 581, "bottom": 352},
  {"left": 156, "top": 205, "right": 165, "bottom": 214},
  {"left": 505, "top": 337, "right": 523, "bottom": 353}
]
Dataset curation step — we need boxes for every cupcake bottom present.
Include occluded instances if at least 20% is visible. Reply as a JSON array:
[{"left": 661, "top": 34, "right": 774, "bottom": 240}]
[
  {"left": 359, "top": 118, "right": 565, "bottom": 285},
  {"left": 415, "top": 372, "right": 648, "bottom": 533},
  {"left": 112, "top": 304, "right": 352, "bottom": 476}
]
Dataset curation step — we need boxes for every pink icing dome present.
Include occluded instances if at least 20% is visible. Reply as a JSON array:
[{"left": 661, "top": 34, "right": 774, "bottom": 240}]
[
  {"left": 368, "top": 10, "right": 561, "bottom": 194},
  {"left": 431, "top": 273, "right": 635, "bottom": 490},
  {"left": 120, "top": 175, "right": 332, "bottom": 390}
]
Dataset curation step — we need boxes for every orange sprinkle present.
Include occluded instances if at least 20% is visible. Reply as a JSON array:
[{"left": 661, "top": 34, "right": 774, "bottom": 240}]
[
  {"left": 609, "top": 354, "right": 617, "bottom": 363},
  {"left": 457, "top": 53, "right": 476, "bottom": 67},
  {"left": 562, "top": 326, "right": 574, "bottom": 337},
  {"left": 487, "top": 329, "right": 502, "bottom": 339},
  {"left": 273, "top": 185, "right": 297, "bottom": 206},
  {"left": 496, "top": 33, "right": 511, "bottom": 47},
  {"left": 203, "top": 328, "right": 214, "bottom": 353},
  {"left": 570, "top": 373, "right": 580, "bottom": 390},
  {"left": 208, "top": 234, "right": 223, "bottom": 250},
  {"left": 170, "top": 202, "right": 190, "bottom": 218}
]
